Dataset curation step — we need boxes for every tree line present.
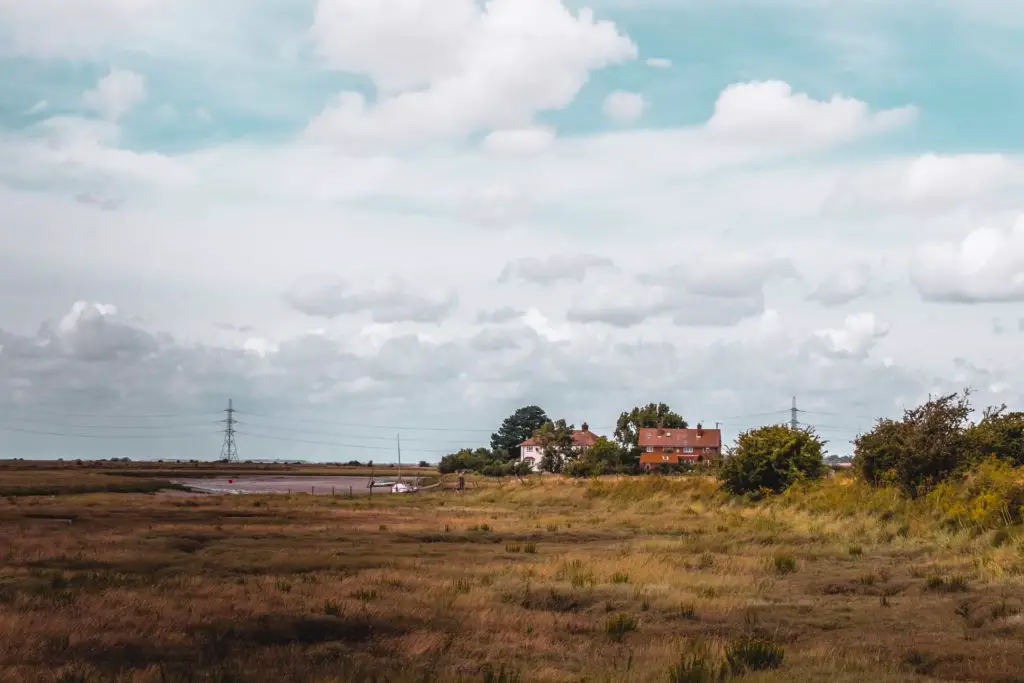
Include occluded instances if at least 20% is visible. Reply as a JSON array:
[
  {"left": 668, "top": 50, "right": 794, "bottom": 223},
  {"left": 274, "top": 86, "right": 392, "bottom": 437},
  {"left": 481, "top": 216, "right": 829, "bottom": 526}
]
[
  {"left": 438, "top": 402, "right": 689, "bottom": 476},
  {"left": 442, "top": 391, "right": 1024, "bottom": 528}
]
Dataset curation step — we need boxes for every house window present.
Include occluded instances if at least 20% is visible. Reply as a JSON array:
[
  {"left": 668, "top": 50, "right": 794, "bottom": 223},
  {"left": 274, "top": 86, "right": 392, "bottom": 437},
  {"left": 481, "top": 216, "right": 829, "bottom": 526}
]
[
  {"left": 662, "top": 455, "right": 669, "bottom": 461},
  {"left": 683, "top": 447, "right": 694, "bottom": 454},
  {"left": 645, "top": 446, "right": 653, "bottom": 453},
  {"left": 665, "top": 448, "right": 675, "bottom": 454}
]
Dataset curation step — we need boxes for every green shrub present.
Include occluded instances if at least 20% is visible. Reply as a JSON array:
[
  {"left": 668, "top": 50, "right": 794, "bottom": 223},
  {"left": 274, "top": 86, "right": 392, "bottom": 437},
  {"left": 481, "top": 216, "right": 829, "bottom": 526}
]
[
  {"left": 523, "top": 542, "right": 537, "bottom": 554},
  {"left": 718, "top": 425, "right": 826, "bottom": 496},
  {"left": 611, "top": 572, "right": 630, "bottom": 584}
]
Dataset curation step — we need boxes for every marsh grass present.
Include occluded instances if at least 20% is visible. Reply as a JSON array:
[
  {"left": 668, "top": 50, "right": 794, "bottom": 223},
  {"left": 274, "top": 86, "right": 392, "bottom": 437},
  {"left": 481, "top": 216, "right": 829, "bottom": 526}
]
[{"left": 0, "top": 468, "right": 1022, "bottom": 682}]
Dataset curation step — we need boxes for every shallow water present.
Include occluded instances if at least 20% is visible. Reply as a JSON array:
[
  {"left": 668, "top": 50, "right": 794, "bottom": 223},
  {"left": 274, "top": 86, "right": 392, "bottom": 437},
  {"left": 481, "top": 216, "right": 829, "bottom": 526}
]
[{"left": 173, "top": 475, "right": 414, "bottom": 495}]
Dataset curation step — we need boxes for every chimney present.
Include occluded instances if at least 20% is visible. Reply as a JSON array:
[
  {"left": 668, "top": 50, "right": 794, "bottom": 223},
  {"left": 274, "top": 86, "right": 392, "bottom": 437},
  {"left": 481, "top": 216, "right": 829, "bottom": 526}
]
[
  {"left": 581, "top": 422, "right": 589, "bottom": 432},
  {"left": 657, "top": 420, "right": 664, "bottom": 436},
  {"left": 697, "top": 423, "right": 704, "bottom": 438}
]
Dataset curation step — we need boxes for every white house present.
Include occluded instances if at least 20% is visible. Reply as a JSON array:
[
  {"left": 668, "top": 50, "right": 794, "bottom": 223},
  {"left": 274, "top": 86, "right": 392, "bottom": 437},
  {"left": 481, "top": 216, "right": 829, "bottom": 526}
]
[{"left": 518, "top": 422, "right": 598, "bottom": 471}]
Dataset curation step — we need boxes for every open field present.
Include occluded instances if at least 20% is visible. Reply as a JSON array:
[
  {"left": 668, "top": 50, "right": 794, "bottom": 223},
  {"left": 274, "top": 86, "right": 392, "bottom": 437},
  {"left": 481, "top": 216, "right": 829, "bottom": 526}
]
[{"left": 1, "top": 469, "right": 1023, "bottom": 682}]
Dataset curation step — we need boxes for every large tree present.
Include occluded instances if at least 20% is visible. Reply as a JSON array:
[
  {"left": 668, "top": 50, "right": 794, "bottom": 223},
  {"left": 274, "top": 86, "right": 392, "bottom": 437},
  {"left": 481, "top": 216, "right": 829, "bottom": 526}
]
[
  {"left": 614, "top": 403, "right": 687, "bottom": 465},
  {"left": 490, "top": 405, "right": 549, "bottom": 460},
  {"left": 535, "top": 419, "right": 575, "bottom": 473}
]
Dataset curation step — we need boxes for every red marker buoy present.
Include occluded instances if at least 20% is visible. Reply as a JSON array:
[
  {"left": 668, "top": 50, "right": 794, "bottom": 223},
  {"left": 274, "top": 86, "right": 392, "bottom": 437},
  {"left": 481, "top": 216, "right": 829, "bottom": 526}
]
[{"left": 228, "top": 479, "right": 234, "bottom": 484}]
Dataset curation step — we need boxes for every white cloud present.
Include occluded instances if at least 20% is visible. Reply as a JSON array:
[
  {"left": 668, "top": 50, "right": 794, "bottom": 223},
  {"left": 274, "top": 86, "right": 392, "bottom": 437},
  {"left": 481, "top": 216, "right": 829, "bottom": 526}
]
[
  {"left": 284, "top": 274, "right": 459, "bottom": 323},
  {"left": 0, "top": 0, "right": 168, "bottom": 57},
  {"left": 481, "top": 126, "right": 556, "bottom": 155},
  {"left": 499, "top": 253, "right": 616, "bottom": 285},
  {"left": 645, "top": 57, "right": 671, "bottom": 68},
  {"left": 807, "top": 263, "right": 873, "bottom": 306},
  {"left": 24, "top": 100, "right": 48, "bottom": 115},
  {"left": 911, "top": 216, "right": 1024, "bottom": 303},
  {"left": 811, "top": 312, "right": 889, "bottom": 359},
  {"left": 82, "top": 68, "right": 147, "bottom": 122},
  {"left": 706, "top": 80, "right": 917, "bottom": 149},
  {"left": 641, "top": 251, "right": 798, "bottom": 298},
  {"left": 602, "top": 90, "right": 647, "bottom": 123},
  {"left": 306, "top": 0, "right": 637, "bottom": 148}
]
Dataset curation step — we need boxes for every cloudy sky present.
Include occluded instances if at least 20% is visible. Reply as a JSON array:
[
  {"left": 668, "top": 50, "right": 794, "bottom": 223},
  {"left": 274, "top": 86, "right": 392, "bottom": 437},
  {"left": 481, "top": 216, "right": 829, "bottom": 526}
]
[{"left": 2, "top": 0, "right": 1024, "bottom": 462}]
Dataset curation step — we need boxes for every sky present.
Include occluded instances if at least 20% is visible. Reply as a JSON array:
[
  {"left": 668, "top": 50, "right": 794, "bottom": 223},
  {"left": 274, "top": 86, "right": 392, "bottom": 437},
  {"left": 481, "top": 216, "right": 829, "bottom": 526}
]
[{"left": 2, "top": 0, "right": 1024, "bottom": 463}]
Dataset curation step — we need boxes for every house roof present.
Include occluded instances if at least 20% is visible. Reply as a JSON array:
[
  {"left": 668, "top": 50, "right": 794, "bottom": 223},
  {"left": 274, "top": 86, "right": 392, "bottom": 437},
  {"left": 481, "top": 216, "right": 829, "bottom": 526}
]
[
  {"left": 520, "top": 425, "right": 598, "bottom": 448},
  {"left": 638, "top": 427, "right": 721, "bottom": 449}
]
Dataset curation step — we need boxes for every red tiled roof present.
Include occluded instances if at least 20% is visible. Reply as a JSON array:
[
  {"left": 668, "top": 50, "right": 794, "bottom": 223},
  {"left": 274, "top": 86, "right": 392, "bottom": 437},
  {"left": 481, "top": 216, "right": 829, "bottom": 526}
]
[{"left": 638, "top": 427, "right": 721, "bottom": 449}]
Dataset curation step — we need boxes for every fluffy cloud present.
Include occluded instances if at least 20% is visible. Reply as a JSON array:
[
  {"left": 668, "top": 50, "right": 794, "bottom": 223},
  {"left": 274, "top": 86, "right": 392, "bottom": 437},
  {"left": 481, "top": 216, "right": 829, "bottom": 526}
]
[
  {"left": 911, "top": 216, "right": 1024, "bottom": 302},
  {"left": 284, "top": 274, "right": 458, "bottom": 323},
  {"left": 807, "top": 263, "right": 873, "bottom": 306},
  {"left": 603, "top": 90, "right": 646, "bottom": 123},
  {"left": 811, "top": 312, "right": 889, "bottom": 359},
  {"left": 499, "top": 253, "right": 616, "bottom": 285},
  {"left": 481, "top": 126, "right": 557, "bottom": 155},
  {"left": 82, "top": 68, "right": 147, "bottom": 122},
  {"left": 706, "top": 80, "right": 916, "bottom": 150},
  {"left": 306, "top": 0, "right": 637, "bottom": 148},
  {"left": 645, "top": 57, "right": 671, "bottom": 68},
  {"left": 641, "top": 252, "right": 798, "bottom": 298},
  {"left": 475, "top": 307, "right": 524, "bottom": 324},
  {"left": 0, "top": 0, "right": 168, "bottom": 57},
  {"left": 567, "top": 292, "right": 765, "bottom": 328}
]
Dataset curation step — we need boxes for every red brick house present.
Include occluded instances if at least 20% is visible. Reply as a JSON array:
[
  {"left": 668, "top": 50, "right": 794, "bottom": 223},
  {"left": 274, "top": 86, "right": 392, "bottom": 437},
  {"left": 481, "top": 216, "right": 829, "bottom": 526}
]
[
  {"left": 519, "top": 422, "right": 598, "bottom": 471},
  {"left": 638, "top": 423, "right": 721, "bottom": 470}
]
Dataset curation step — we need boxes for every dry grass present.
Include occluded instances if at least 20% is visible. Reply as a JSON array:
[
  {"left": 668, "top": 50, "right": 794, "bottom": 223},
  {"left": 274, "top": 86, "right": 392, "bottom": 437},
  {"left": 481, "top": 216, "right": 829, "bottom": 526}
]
[{"left": 0, "top": 469, "right": 1023, "bottom": 682}]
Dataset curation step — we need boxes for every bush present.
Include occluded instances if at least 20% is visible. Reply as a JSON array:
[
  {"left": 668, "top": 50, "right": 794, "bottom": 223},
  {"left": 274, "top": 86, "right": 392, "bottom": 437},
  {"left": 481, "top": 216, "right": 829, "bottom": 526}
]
[
  {"left": 718, "top": 425, "right": 826, "bottom": 496},
  {"left": 854, "top": 391, "right": 975, "bottom": 497}
]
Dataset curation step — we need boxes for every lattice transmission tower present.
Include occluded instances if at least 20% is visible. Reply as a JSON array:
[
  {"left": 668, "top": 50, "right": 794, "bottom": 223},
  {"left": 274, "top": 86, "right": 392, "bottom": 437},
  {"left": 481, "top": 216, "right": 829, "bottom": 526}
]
[{"left": 219, "top": 398, "right": 240, "bottom": 462}]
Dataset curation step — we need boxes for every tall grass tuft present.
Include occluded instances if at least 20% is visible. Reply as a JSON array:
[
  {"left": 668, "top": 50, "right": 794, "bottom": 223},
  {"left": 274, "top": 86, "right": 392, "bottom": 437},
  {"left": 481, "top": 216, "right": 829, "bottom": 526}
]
[
  {"left": 725, "top": 637, "right": 784, "bottom": 673},
  {"left": 606, "top": 613, "right": 638, "bottom": 640}
]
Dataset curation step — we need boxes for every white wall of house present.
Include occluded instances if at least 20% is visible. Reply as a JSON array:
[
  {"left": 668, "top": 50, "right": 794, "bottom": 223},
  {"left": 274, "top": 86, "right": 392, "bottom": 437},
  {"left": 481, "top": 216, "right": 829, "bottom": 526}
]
[{"left": 519, "top": 444, "right": 542, "bottom": 472}]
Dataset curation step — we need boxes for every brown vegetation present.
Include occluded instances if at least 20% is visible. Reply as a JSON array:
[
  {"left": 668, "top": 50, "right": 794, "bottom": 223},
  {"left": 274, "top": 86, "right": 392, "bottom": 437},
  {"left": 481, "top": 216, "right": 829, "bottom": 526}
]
[{"left": 1, "top": 467, "right": 1023, "bottom": 682}]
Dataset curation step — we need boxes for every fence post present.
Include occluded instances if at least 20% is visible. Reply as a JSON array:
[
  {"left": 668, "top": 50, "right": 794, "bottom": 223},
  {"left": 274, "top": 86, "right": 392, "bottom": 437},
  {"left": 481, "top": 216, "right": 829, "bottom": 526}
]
[
  {"left": 332, "top": 486, "right": 335, "bottom": 496},
  {"left": 349, "top": 486, "right": 353, "bottom": 498},
  {"left": 312, "top": 486, "right": 315, "bottom": 495}
]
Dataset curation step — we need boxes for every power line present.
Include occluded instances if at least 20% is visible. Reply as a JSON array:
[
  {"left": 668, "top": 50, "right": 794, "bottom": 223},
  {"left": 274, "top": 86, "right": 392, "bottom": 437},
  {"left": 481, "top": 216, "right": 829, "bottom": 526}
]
[
  {"left": 233, "top": 420, "right": 484, "bottom": 446},
  {"left": 235, "top": 410, "right": 497, "bottom": 433},
  {"left": 0, "top": 424, "right": 219, "bottom": 440},
  {"left": 0, "top": 415, "right": 223, "bottom": 430},
  {"left": 235, "top": 430, "right": 452, "bottom": 455},
  {"left": 0, "top": 405, "right": 221, "bottom": 419}
]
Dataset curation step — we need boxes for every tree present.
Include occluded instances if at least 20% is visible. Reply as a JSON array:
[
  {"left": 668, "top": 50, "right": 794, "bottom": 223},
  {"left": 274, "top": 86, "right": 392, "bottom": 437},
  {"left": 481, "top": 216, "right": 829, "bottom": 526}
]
[
  {"left": 614, "top": 403, "right": 687, "bottom": 469},
  {"left": 535, "top": 419, "right": 575, "bottom": 473},
  {"left": 439, "top": 448, "right": 495, "bottom": 474},
  {"left": 966, "top": 405, "right": 1024, "bottom": 467},
  {"left": 854, "top": 390, "right": 974, "bottom": 497},
  {"left": 564, "top": 436, "right": 627, "bottom": 478},
  {"left": 718, "top": 424, "right": 826, "bottom": 496},
  {"left": 490, "top": 405, "right": 550, "bottom": 460}
]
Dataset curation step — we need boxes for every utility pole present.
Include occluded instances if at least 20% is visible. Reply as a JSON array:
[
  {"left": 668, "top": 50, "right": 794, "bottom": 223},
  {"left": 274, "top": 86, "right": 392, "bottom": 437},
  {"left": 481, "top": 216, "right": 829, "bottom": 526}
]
[
  {"left": 790, "top": 396, "right": 799, "bottom": 430},
  {"left": 220, "top": 398, "right": 239, "bottom": 462}
]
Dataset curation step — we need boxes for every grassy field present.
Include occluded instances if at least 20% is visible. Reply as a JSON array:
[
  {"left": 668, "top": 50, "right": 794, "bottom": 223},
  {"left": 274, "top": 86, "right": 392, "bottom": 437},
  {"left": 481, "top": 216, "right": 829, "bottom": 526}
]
[{"left": 1, "top": 469, "right": 1023, "bottom": 682}]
